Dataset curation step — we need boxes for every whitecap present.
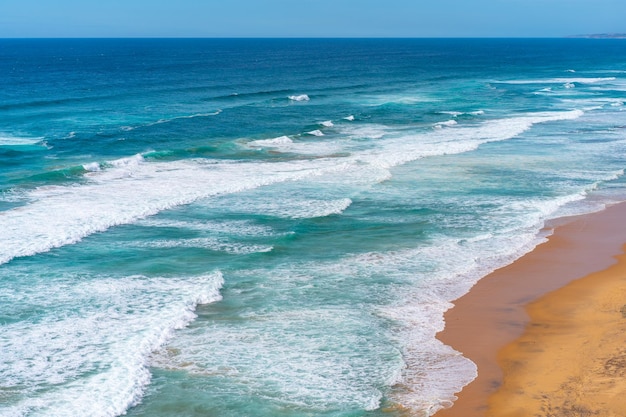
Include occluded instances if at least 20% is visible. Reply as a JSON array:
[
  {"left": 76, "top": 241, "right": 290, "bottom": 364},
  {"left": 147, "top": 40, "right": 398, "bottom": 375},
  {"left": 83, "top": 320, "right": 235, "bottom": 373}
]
[
  {"left": 320, "top": 120, "right": 334, "bottom": 127},
  {"left": 344, "top": 115, "right": 355, "bottom": 121},
  {"left": 288, "top": 94, "right": 310, "bottom": 102},
  {"left": 434, "top": 120, "right": 458, "bottom": 129},
  {"left": 306, "top": 129, "right": 325, "bottom": 137},
  {"left": 497, "top": 77, "right": 616, "bottom": 85},
  {"left": 82, "top": 162, "right": 101, "bottom": 172},
  {"left": 108, "top": 153, "right": 145, "bottom": 168},
  {"left": 439, "top": 111, "right": 463, "bottom": 117},
  {"left": 0, "top": 135, "right": 43, "bottom": 146},
  {"left": 247, "top": 136, "right": 293, "bottom": 147}
]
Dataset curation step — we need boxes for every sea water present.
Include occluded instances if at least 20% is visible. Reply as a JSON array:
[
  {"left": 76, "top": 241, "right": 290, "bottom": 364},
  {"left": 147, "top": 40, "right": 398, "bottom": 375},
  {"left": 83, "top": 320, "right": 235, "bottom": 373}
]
[{"left": 1, "top": 38, "right": 626, "bottom": 417}]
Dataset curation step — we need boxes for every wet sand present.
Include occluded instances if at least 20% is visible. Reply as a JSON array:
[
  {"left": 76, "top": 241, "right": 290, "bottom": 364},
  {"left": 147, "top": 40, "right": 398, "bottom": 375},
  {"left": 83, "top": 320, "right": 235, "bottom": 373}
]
[
  {"left": 434, "top": 201, "right": 626, "bottom": 417},
  {"left": 489, "top": 247, "right": 626, "bottom": 416}
]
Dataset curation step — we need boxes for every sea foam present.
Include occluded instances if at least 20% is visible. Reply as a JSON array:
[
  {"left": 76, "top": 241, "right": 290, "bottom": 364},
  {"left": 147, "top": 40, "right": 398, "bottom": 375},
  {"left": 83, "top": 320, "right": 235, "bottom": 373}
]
[
  {"left": 0, "top": 109, "right": 585, "bottom": 267},
  {"left": 0, "top": 135, "right": 43, "bottom": 146},
  {"left": 0, "top": 155, "right": 354, "bottom": 265},
  {"left": 288, "top": 94, "right": 310, "bottom": 102},
  {"left": 248, "top": 136, "right": 293, "bottom": 147},
  {"left": 498, "top": 77, "right": 616, "bottom": 85},
  {"left": 0, "top": 272, "right": 224, "bottom": 417},
  {"left": 434, "top": 120, "right": 458, "bottom": 128}
]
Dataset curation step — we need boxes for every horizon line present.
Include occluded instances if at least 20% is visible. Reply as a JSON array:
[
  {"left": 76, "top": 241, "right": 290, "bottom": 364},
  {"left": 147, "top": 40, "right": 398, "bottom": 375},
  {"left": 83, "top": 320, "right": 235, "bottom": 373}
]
[{"left": 1, "top": 35, "right": 624, "bottom": 40}]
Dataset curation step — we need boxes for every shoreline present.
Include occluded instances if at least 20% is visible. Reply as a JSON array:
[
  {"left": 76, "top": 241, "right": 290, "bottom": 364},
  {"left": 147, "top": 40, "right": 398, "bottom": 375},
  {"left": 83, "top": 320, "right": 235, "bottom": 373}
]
[
  {"left": 434, "top": 201, "right": 626, "bottom": 417},
  {"left": 489, "top": 246, "right": 626, "bottom": 416}
]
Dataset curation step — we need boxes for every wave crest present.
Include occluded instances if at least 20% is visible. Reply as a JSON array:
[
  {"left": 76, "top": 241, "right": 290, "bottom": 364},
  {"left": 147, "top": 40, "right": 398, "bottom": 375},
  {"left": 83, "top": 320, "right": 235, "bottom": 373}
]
[{"left": 288, "top": 94, "right": 310, "bottom": 102}]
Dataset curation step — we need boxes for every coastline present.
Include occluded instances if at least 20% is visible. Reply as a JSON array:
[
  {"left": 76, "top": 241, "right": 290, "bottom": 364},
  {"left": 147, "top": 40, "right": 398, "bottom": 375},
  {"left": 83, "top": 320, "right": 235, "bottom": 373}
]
[
  {"left": 489, "top": 246, "right": 626, "bottom": 416},
  {"left": 434, "top": 201, "right": 626, "bottom": 417}
]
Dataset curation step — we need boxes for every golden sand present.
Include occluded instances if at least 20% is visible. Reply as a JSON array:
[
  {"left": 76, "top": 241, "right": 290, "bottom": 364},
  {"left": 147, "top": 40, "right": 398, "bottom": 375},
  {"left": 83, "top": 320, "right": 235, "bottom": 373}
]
[
  {"left": 489, "top": 248, "right": 626, "bottom": 417},
  {"left": 435, "top": 202, "right": 626, "bottom": 417}
]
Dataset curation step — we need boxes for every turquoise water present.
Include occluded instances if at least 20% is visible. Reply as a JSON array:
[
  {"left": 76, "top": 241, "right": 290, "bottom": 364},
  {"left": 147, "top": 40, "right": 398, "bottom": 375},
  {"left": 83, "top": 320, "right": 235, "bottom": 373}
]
[{"left": 1, "top": 39, "right": 626, "bottom": 416}]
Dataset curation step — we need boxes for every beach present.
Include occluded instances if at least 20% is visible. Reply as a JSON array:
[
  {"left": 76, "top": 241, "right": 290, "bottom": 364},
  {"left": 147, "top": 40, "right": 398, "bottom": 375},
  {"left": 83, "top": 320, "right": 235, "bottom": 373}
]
[{"left": 436, "top": 201, "right": 626, "bottom": 416}]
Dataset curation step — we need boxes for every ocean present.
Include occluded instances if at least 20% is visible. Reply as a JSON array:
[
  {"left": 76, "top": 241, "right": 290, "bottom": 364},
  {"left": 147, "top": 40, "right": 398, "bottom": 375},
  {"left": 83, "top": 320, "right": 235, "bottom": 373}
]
[{"left": 1, "top": 38, "right": 625, "bottom": 417}]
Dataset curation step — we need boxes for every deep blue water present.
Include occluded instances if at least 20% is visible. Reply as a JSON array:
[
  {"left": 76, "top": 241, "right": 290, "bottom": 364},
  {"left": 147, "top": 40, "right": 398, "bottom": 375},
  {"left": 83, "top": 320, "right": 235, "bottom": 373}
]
[{"left": 1, "top": 38, "right": 626, "bottom": 417}]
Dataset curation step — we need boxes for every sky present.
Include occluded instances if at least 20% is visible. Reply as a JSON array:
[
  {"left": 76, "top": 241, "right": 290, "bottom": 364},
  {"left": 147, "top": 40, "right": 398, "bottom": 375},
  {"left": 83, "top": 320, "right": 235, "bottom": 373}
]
[{"left": 0, "top": 0, "right": 625, "bottom": 38}]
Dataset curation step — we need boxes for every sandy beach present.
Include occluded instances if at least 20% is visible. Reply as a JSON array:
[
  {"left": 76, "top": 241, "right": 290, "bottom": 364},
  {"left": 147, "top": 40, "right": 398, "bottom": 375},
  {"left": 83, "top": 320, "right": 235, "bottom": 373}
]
[
  {"left": 435, "top": 202, "right": 626, "bottom": 417},
  {"left": 489, "top": 247, "right": 626, "bottom": 416}
]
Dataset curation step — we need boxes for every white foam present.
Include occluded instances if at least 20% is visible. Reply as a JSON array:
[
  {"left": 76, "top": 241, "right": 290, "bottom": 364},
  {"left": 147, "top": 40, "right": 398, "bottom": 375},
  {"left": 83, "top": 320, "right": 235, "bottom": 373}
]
[
  {"left": 109, "top": 154, "right": 145, "bottom": 168},
  {"left": 0, "top": 135, "right": 43, "bottom": 146},
  {"left": 85, "top": 154, "right": 145, "bottom": 181},
  {"left": 0, "top": 109, "right": 586, "bottom": 266},
  {"left": 320, "top": 120, "right": 334, "bottom": 127},
  {"left": 248, "top": 136, "right": 293, "bottom": 147},
  {"left": 135, "top": 238, "right": 273, "bottom": 254},
  {"left": 559, "top": 97, "right": 626, "bottom": 109},
  {"left": 354, "top": 109, "right": 585, "bottom": 170},
  {"left": 322, "top": 207, "right": 575, "bottom": 413},
  {"left": 434, "top": 120, "right": 458, "bottom": 128},
  {"left": 152, "top": 305, "right": 395, "bottom": 412},
  {"left": 340, "top": 124, "right": 388, "bottom": 140},
  {"left": 0, "top": 188, "right": 28, "bottom": 204},
  {"left": 206, "top": 197, "right": 353, "bottom": 220},
  {"left": 288, "top": 94, "right": 310, "bottom": 102},
  {"left": 278, "top": 197, "right": 352, "bottom": 219},
  {"left": 440, "top": 110, "right": 484, "bottom": 117},
  {"left": 0, "top": 156, "right": 357, "bottom": 265},
  {"left": 246, "top": 135, "right": 343, "bottom": 155},
  {"left": 498, "top": 77, "right": 616, "bottom": 85},
  {"left": 362, "top": 94, "right": 430, "bottom": 107},
  {"left": 564, "top": 82, "right": 575, "bottom": 89},
  {"left": 157, "top": 188, "right": 593, "bottom": 416},
  {"left": 82, "top": 162, "right": 101, "bottom": 172},
  {"left": 344, "top": 115, "right": 355, "bottom": 121},
  {"left": 439, "top": 111, "right": 463, "bottom": 117},
  {"left": 138, "top": 218, "right": 277, "bottom": 237},
  {"left": 0, "top": 272, "right": 224, "bottom": 417}
]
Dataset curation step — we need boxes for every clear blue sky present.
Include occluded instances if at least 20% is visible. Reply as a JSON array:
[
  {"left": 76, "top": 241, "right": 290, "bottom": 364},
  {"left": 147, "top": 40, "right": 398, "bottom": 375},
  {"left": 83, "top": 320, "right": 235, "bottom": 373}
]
[{"left": 1, "top": 0, "right": 624, "bottom": 38}]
